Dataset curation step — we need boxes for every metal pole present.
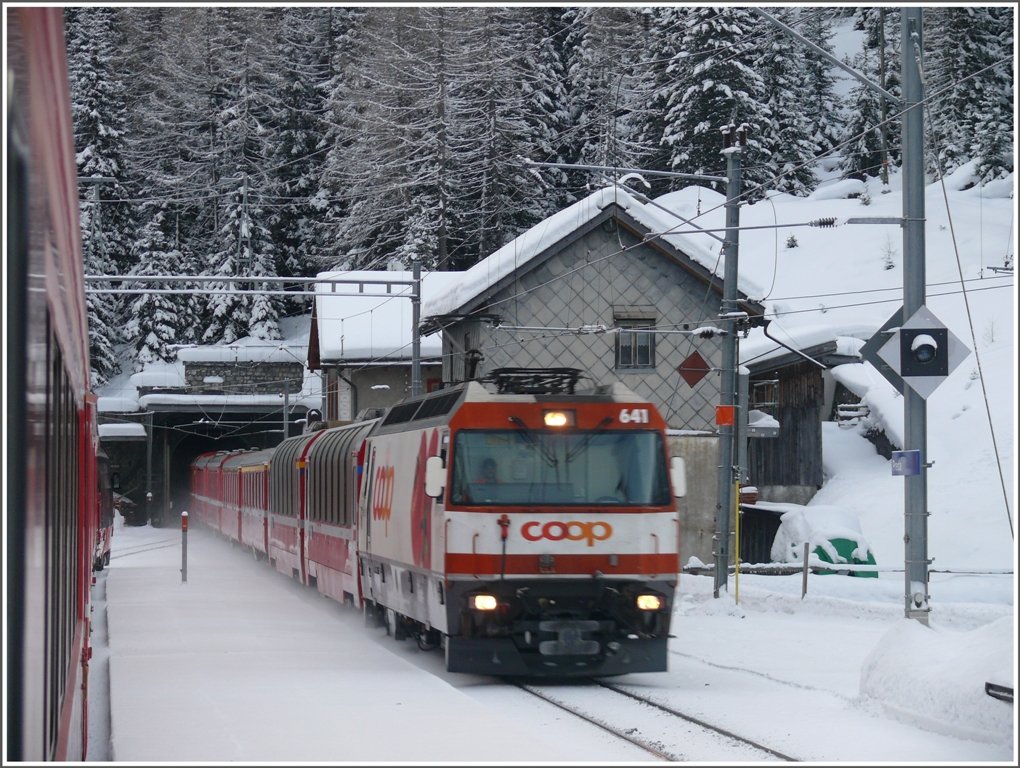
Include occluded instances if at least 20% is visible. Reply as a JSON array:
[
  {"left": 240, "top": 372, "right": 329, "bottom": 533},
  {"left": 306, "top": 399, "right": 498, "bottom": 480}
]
[
  {"left": 282, "top": 378, "right": 289, "bottom": 439},
  {"left": 78, "top": 176, "right": 115, "bottom": 248},
  {"left": 733, "top": 478, "right": 741, "bottom": 603},
  {"left": 901, "top": 8, "right": 930, "bottom": 624},
  {"left": 734, "top": 367, "right": 749, "bottom": 603},
  {"left": 411, "top": 257, "right": 422, "bottom": 396},
  {"left": 737, "top": 368, "right": 749, "bottom": 487},
  {"left": 145, "top": 410, "right": 153, "bottom": 525},
  {"left": 801, "top": 542, "right": 810, "bottom": 599},
  {"left": 713, "top": 124, "right": 743, "bottom": 598},
  {"left": 181, "top": 511, "right": 188, "bottom": 583}
]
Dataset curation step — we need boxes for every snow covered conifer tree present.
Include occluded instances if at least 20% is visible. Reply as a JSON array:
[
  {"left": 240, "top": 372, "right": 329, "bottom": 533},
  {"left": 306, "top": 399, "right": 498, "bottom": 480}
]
[
  {"left": 633, "top": 6, "right": 692, "bottom": 198},
  {"left": 267, "top": 7, "right": 333, "bottom": 305},
  {"left": 125, "top": 211, "right": 186, "bottom": 369},
  {"left": 65, "top": 7, "right": 135, "bottom": 385},
  {"left": 837, "top": 49, "right": 886, "bottom": 182},
  {"left": 799, "top": 8, "right": 846, "bottom": 157},
  {"left": 926, "top": 6, "right": 1014, "bottom": 182},
  {"left": 754, "top": 8, "right": 817, "bottom": 196},
  {"left": 660, "top": 8, "right": 771, "bottom": 198}
]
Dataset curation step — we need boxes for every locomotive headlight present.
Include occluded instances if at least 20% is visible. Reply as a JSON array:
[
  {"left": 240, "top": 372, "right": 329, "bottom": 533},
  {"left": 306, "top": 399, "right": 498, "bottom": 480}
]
[
  {"left": 635, "top": 594, "right": 662, "bottom": 611},
  {"left": 471, "top": 594, "right": 498, "bottom": 611},
  {"left": 543, "top": 409, "right": 575, "bottom": 428}
]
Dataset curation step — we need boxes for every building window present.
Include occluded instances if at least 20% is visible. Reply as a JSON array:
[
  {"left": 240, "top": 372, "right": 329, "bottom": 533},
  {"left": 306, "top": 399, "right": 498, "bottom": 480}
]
[
  {"left": 751, "top": 379, "right": 779, "bottom": 414},
  {"left": 615, "top": 319, "right": 656, "bottom": 370}
]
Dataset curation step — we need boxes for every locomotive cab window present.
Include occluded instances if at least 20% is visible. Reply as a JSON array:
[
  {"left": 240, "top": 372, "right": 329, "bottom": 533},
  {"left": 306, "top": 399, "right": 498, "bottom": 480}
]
[{"left": 449, "top": 428, "right": 669, "bottom": 506}]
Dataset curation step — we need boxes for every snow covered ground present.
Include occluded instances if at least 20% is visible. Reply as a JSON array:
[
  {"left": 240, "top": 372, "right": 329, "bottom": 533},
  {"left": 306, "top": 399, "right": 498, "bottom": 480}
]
[{"left": 88, "top": 515, "right": 1012, "bottom": 763}]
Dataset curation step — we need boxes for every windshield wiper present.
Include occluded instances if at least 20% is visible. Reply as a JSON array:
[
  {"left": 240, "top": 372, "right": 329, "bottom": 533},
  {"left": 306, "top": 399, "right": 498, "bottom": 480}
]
[
  {"left": 565, "top": 416, "right": 612, "bottom": 463},
  {"left": 509, "top": 416, "right": 559, "bottom": 468}
]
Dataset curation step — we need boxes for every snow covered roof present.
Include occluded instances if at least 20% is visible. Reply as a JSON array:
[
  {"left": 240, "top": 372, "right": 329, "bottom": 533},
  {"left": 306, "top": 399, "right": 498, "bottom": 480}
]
[
  {"left": 313, "top": 270, "right": 464, "bottom": 362},
  {"left": 97, "top": 396, "right": 142, "bottom": 414},
  {"left": 138, "top": 390, "right": 320, "bottom": 411},
  {"left": 130, "top": 368, "right": 185, "bottom": 388},
  {"left": 98, "top": 422, "right": 147, "bottom": 440},
  {"left": 173, "top": 315, "right": 311, "bottom": 365},
  {"left": 95, "top": 316, "right": 320, "bottom": 414},
  {"left": 420, "top": 184, "right": 764, "bottom": 326},
  {"left": 740, "top": 323, "right": 874, "bottom": 370}
]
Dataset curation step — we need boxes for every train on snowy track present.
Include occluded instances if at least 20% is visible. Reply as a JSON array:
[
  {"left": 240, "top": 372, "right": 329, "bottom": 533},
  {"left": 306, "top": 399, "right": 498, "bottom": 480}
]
[
  {"left": 190, "top": 367, "right": 686, "bottom": 677},
  {"left": 7, "top": 8, "right": 112, "bottom": 760}
]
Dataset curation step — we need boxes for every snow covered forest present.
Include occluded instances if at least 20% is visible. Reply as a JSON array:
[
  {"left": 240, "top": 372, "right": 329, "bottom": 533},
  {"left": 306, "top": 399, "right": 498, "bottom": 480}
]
[{"left": 66, "top": 5, "right": 1013, "bottom": 386}]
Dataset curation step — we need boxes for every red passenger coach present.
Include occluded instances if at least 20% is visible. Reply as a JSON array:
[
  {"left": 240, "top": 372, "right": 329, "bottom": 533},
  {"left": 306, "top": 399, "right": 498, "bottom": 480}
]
[
  {"left": 192, "top": 420, "right": 379, "bottom": 609},
  {"left": 94, "top": 445, "right": 116, "bottom": 571},
  {"left": 237, "top": 451, "right": 272, "bottom": 557},
  {"left": 293, "top": 419, "right": 379, "bottom": 605},
  {"left": 189, "top": 452, "right": 231, "bottom": 530},
  {"left": 265, "top": 429, "right": 326, "bottom": 583},
  {"left": 190, "top": 449, "right": 273, "bottom": 555},
  {"left": 7, "top": 8, "right": 102, "bottom": 760},
  {"left": 218, "top": 449, "right": 272, "bottom": 545}
]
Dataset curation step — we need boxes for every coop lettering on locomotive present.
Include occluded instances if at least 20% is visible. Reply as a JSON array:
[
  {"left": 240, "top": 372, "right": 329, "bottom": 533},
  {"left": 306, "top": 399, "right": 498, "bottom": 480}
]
[{"left": 520, "top": 520, "right": 613, "bottom": 546}]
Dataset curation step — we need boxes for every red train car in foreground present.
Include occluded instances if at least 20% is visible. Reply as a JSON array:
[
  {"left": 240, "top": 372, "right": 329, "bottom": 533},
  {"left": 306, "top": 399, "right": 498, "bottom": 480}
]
[
  {"left": 94, "top": 446, "right": 115, "bottom": 571},
  {"left": 6, "top": 7, "right": 102, "bottom": 760},
  {"left": 192, "top": 368, "right": 686, "bottom": 677}
]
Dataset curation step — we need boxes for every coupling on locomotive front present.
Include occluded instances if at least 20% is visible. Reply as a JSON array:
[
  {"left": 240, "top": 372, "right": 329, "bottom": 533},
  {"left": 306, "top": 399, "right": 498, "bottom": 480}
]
[{"left": 359, "top": 368, "right": 686, "bottom": 677}]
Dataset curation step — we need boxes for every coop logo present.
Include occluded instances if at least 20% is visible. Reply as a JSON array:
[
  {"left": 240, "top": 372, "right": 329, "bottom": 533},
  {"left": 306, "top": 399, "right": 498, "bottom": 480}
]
[
  {"left": 372, "top": 465, "right": 395, "bottom": 526},
  {"left": 521, "top": 520, "right": 613, "bottom": 547}
]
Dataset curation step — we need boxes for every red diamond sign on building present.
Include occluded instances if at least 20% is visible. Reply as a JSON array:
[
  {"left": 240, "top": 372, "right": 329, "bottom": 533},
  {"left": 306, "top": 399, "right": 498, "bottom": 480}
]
[{"left": 677, "top": 351, "right": 711, "bottom": 387}]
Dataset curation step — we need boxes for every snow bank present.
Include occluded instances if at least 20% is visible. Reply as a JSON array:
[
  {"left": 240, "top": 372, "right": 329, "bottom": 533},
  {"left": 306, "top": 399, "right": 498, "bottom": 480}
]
[{"left": 860, "top": 615, "right": 1014, "bottom": 746}]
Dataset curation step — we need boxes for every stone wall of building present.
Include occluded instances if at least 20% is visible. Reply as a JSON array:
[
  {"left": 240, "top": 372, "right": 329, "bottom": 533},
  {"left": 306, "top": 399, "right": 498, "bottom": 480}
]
[{"left": 184, "top": 361, "right": 304, "bottom": 394}]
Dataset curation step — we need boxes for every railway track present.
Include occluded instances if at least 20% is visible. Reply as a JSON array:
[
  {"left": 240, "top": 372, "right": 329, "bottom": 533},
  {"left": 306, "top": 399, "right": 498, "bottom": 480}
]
[
  {"left": 109, "top": 536, "right": 181, "bottom": 560},
  {"left": 513, "top": 679, "right": 797, "bottom": 762}
]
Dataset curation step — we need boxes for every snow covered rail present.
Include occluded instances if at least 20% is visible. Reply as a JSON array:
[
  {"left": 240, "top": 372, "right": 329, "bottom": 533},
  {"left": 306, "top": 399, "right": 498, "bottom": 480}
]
[{"left": 512, "top": 679, "right": 798, "bottom": 762}]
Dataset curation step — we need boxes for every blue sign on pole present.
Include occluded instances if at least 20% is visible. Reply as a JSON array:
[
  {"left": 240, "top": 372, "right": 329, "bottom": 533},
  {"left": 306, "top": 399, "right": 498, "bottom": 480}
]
[{"left": 891, "top": 450, "right": 922, "bottom": 476}]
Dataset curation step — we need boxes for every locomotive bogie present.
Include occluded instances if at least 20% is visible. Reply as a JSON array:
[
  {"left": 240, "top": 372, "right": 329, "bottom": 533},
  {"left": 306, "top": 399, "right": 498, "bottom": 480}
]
[
  {"left": 359, "top": 557, "right": 452, "bottom": 637},
  {"left": 441, "top": 576, "right": 675, "bottom": 676}
]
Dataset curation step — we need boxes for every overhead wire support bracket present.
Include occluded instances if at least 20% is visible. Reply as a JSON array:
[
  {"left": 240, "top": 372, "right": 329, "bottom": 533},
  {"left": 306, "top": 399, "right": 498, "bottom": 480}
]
[
  {"left": 844, "top": 217, "right": 904, "bottom": 226},
  {"left": 646, "top": 218, "right": 848, "bottom": 238}
]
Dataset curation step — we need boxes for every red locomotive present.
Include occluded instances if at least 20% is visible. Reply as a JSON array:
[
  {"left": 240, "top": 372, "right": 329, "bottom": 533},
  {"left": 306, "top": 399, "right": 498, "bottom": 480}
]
[
  {"left": 6, "top": 8, "right": 104, "bottom": 760},
  {"left": 191, "top": 368, "right": 686, "bottom": 677}
]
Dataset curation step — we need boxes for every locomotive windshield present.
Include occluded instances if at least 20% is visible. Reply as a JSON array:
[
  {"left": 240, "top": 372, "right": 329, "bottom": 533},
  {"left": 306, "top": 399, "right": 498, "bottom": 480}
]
[{"left": 449, "top": 429, "right": 670, "bottom": 506}]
